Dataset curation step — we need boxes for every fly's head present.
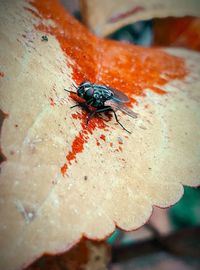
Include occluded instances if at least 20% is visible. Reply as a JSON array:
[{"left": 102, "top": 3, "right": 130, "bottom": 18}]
[{"left": 77, "top": 81, "right": 93, "bottom": 99}]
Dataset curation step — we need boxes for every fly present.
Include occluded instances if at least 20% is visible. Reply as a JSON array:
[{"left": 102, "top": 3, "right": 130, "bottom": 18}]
[
  {"left": 41, "top": 35, "right": 48, "bottom": 41},
  {"left": 64, "top": 81, "right": 137, "bottom": 133}
]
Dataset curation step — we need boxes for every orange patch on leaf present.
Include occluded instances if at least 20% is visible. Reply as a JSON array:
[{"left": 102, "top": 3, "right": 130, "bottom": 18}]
[
  {"left": 29, "top": 0, "right": 187, "bottom": 96},
  {"left": 28, "top": 0, "right": 187, "bottom": 176},
  {"left": 60, "top": 111, "right": 109, "bottom": 175},
  {"left": 66, "top": 132, "right": 85, "bottom": 164}
]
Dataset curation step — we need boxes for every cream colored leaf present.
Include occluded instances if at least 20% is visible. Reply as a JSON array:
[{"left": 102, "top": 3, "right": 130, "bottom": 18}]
[{"left": 0, "top": 1, "right": 200, "bottom": 270}]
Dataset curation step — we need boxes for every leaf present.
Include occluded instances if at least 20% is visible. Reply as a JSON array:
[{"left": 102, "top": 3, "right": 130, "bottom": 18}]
[
  {"left": 154, "top": 17, "right": 200, "bottom": 52},
  {"left": 0, "top": 1, "right": 200, "bottom": 270},
  {"left": 80, "top": 0, "right": 200, "bottom": 36},
  {"left": 27, "top": 239, "right": 110, "bottom": 270}
]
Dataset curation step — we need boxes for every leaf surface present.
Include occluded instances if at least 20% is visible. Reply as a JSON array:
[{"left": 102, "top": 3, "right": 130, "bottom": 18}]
[{"left": 0, "top": 1, "right": 200, "bottom": 270}]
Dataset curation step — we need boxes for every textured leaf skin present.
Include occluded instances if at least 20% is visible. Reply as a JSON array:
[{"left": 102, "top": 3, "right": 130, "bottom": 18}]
[{"left": 0, "top": 1, "right": 200, "bottom": 270}]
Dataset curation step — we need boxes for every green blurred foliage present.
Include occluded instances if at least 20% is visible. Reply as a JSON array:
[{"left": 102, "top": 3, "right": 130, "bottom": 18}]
[{"left": 169, "top": 187, "right": 200, "bottom": 229}]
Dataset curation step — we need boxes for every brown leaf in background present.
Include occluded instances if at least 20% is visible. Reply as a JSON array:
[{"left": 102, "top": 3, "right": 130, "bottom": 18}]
[
  {"left": 27, "top": 239, "right": 110, "bottom": 270},
  {"left": 154, "top": 17, "right": 200, "bottom": 52},
  {"left": 80, "top": 0, "right": 200, "bottom": 36}
]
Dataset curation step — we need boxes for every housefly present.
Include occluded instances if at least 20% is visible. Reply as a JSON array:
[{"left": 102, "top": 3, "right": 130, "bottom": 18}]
[{"left": 64, "top": 81, "right": 137, "bottom": 133}]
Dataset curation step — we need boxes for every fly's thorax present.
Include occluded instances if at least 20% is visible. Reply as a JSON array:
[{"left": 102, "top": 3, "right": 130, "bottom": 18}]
[
  {"left": 93, "top": 86, "right": 113, "bottom": 100},
  {"left": 87, "top": 87, "right": 112, "bottom": 107}
]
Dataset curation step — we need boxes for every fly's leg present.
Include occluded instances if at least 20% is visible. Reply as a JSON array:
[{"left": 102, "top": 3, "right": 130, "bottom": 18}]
[
  {"left": 86, "top": 110, "right": 97, "bottom": 124},
  {"left": 86, "top": 106, "right": 110, "bottom": 125},
  {"left": 111, "top": 109, "right": 131, "bottom": 134},
  {"left": 87, "top": 106, "right": 131, "bottom": 133},
  {"left": 64, "top": 89, "right": 77, "bottom": 94},
  {"left": 70, "top": 98, "right": 94, "bottom": 110},
  {"left": 86, "top": 106, "right": 112, "bottom": 125},
  {"left": 64, "top": 89, "right": 81, "bottom": 108},
  {"left": 70, "top": 104, "right": 81, "bottom": 109}
]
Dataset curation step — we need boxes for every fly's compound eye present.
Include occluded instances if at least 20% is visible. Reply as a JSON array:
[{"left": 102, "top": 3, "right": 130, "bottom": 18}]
[
  {"left": 85, "top": 87, "right": 94, "bottom": 97},
  {"left": 77, "top": 82, "right": 92, "bottom": 98}
]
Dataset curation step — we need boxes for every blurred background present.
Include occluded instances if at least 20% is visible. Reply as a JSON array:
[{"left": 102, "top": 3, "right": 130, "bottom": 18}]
[{"left": 61, "top": 0, "right": 200, "bottom": 51}]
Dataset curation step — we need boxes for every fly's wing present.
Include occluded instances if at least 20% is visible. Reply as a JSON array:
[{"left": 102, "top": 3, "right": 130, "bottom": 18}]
[
  {"left": 96, "top": 84, "right": 129, "bottom": 103},
  {"left": 110, "top": 88, "right": 130, "bottom": 103},
  {"left": 105, "top": 100, "right": 138, "bottom": 119}
]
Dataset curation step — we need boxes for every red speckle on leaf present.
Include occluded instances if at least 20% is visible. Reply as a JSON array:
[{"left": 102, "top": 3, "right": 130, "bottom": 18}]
[
  {"left": 61, "top": 163, "right": 67, "bottom": 176},
  {"left": 49, "top": 97, "right": 55, "bottom": 107},
  {"left": 96, "top": 140, "right": 100, "bottom": 146},
  {"left": 71, "top": 113, "right": 79, "bottom": 120},
  {"left": 119, "top": 146, "right": 123, "bottom": 152},
  {"left": 0, "top": 72, "right": 4, "bottom": 77},
  {"left": 0, "top": 110, "right": 8, "bottom": 164},
  {"left": 100, "top": 134, "right": 106, "bottom": 141},
  {"left": 151, "top": 86, "right": 167, "bottom": 95}
]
